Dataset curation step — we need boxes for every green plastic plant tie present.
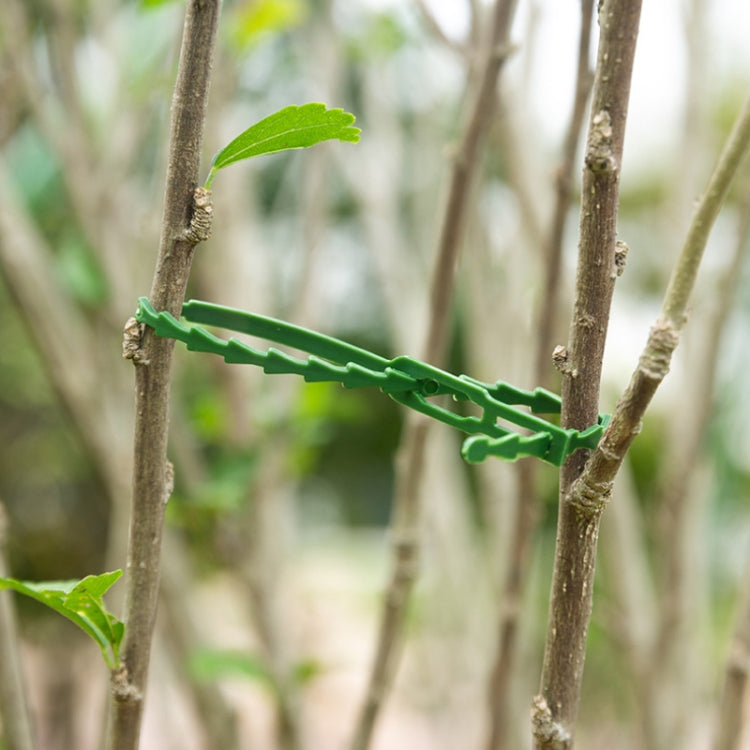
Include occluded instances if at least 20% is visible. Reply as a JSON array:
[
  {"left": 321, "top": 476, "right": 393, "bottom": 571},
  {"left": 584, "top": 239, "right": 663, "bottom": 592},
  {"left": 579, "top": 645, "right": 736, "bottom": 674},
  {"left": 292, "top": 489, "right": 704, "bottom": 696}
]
[{"left": 135, "top": 297, "right": 610, "bottom": 465}]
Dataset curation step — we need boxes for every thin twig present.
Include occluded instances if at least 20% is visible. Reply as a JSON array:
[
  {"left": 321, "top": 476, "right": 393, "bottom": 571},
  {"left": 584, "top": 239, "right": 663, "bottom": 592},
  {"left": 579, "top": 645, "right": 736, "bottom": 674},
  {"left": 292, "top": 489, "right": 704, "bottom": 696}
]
[
  {"left": 484, "top": 6, "right": 595, "bottom": 746},
  {"left": 535, "top": 1, "right": 595, "bottom": 384},
  {"left": 651, "top": 166, "right": 750, "bottom": 750},
  {"left": 0, "top": 501, "right": 36, "bottom": 750},
  {"left": 577, "top": 90, "right": 750, "bottom": 491},
  {"left": 350, "top": 2, "right": 519, "bottom": 748},
  {"left": 0, "top": 165, "right": 132, "bottom": 501},
  {"left": 105, "top": 3, "right": 221, "bottom": 750},
  {"left": 534, "top": 1, "right": 644, "bottom": 747},
  {"left": 1, "top": 0, "right": 138, "bottom": 318},
  {"left": 713, "top": 552, "right": 750, "bottom": 750},
  {"left": 413, "top": 0, "right": 468, "bottom": 58},
  {"left": 159, "top": 530, "right": 239, "bottom": 750},
  {"left": 701, "top": 176, "right": 750, "bottom": 750}
]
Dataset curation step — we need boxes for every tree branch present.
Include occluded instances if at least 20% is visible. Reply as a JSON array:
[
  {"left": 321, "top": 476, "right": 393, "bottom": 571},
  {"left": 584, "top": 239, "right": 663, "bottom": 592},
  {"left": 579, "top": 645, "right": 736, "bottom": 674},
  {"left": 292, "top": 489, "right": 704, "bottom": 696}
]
[
  {"left": 484, "top": 7, "right": 595, "bottom": 748},
  {"left": 0, "top": 501, "right": 36, "bottom": 750},
  {"left": 651, "top": 165, "right": 750, "bottom": 750},
  {"left": 105, "top": 3, "right": 221, "bottom": 749},
  {"left": 535, "top": 1, "right": 643, "bottom": 746},
  {"left": 579, "top": 90, "right": 750, "bottom": 492},
  {"left": 350, "top": 2, "right": 519, "bottom": 748},
  {"left": 713, "top": 552, "right": 750, "bottom": 750},
  {"left": 536, "top": 84, "right": 750, "bottom": 750},
  {"left": 535, "top": 0, "right": 595, "bottom": 384}
]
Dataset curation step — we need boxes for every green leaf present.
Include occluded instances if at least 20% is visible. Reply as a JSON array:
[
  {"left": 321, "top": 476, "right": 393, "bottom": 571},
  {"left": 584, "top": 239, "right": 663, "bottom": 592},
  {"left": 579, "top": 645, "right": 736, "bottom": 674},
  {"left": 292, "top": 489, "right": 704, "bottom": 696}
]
[
  {"left": 205, "top": 103, "right": 360, "bottom": 188},
  {"left": 139, "top": 0, "right": 180, "bottom": 8},
  {"left": 56, "top": 235, "right": 108, "bottom": 306},
  {"left": 188, "top": 648, "right": 325, "bottom": 692},
  {"left": 291, "top": 657, "right": 325, "bottom": 686},
  {"left": 189, "top": 648, "right": 276, "bottom": 691},
  {"left": 0, "top": 570, "right": 124, "bottom": 669},
  {"left": 227, "top": 0, "right": 306, "bottom": 51}
]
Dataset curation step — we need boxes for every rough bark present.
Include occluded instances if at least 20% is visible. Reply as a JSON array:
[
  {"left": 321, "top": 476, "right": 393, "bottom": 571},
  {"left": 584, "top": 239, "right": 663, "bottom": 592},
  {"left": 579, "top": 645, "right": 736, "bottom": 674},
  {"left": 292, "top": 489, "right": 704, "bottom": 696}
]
[
  {"left": 350, "top": 2, "right": 519, "bottom": 748},
  {"left": 0, "top": 502, "right": 36, "bottom": 750},
  {"left": 535, "top": 86, "right": 750, "bottom": 750},
  {"left": 534, "top": 2, "right": 643, "bottom": 747},
  {"left": 105, "top": 3, "right": 221, "bottom": 749},
  {"left": 484, "top": 5, "right": 595, "bottom": 748}
]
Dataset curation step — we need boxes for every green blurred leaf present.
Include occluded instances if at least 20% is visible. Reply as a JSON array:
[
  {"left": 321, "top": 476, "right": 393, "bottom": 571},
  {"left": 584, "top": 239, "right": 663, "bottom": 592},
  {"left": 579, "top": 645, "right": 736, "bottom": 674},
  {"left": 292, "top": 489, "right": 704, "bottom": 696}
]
[
  {"left": 189, "top": 648, "right": 324, "bottom": 692},
  {"left": 56, "top": 235, "right": 108, "bottom": 306},
  {"left": 227, "top": 0, "right": 306, "bottom": 50},
  {"left": 189, "top": 648, "right": 275, "bottom": 690},
  {"left": 346, "top": 11, "right": 409, "bottom": 62},
  {"left": 205, "top": 103, "right": 360, "bottom": 187},
  {"left": 291, "top": 657, "right": 324, "bottom": 686},
  {"left": 139, "top": 0, "right": 180, "bottom": 8},
  {"left": 195, "top": 450, "right": 257, "bottom": 512},
  {"left": 189, "top": 391, "right": 228, "bottom": 441},
  {"left": 0, "top": 570, "right": 124, "bottom": 669}
]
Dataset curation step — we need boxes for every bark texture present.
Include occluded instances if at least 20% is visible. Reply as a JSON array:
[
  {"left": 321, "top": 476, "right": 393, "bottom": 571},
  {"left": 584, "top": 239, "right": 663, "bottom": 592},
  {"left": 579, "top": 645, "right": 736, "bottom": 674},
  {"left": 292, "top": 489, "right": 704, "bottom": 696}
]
[
  {"left": 534, "top": 2, "right": 643, "bottom": 747},
  {"left": 105, "top": 3, "right": 221, "bottom": 749}
]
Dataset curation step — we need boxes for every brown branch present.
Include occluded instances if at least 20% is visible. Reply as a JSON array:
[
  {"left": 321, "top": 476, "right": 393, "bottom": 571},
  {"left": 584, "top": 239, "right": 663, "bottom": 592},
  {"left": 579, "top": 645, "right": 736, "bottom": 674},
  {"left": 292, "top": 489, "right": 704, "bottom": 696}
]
[
  {"left": 484, "top": 7, "right": 595, "bottom": 747},
  {"left": 534, "top": 1, "right": 643, "bottom": 747},
  {"left": 413, "top": 0, "right": 467, "bottom": 57},
  {"left": 105, "top": 3, "right": 221, "bottom": 750},
  {"left": 575, "top": 90, "right": 750, "bottom": 493},
  {"left": 350, "top": 2, "right": 520, "bottom": 748},
  {"left": 713, "top": 552, "right": 750, "bottom": 750},
  {"left": 0, "top": 501, "right": 36, "bottom": 750},
  {"left": 159, "top": 530, "right": 239, "bottom": 750},
  {"left": 535, "top": 1, "right": 595, "bottom": 384},
  {"left": 651, "top": 167, "right": 750, "bottom": 749},
  {"left": 0, "top": 165, "right": 132, "bottom": 502},
  {"left": 0, "top": 0, "right": 138, "bottom": 318},
  {"left": 536, "top": 85, "right": 750, "bottom": 750}
]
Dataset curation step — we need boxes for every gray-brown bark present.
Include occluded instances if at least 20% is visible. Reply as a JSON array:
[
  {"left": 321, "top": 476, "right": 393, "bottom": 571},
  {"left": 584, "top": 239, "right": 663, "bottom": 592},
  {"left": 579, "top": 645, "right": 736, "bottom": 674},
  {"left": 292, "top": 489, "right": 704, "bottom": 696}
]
[
  {"left": 534, "top": 1, "right": 643, "bottom": 746},
  {"left": 484, "top": 5, "right": 595, "bottom": 748},
  {"left": 105, "top": 3, "right": 221, "bottom": 749},
  {"left": 536, "top": 86, "right": 750, "bottom": 750},
  {"left": 351, "top": 2, "right": 519, "bottom": 748},
  {"left": 0, "top": 502, "right": 36, "bottom": 750}
]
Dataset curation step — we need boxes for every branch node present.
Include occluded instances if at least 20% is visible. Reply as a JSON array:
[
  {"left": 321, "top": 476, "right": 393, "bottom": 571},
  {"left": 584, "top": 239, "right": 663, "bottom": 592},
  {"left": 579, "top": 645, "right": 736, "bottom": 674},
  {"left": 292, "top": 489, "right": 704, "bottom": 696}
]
[
  {"left": 531, "top": 694, "right": 571, "bottom": 747},
  {"left": 568, "top": 471, "right": 612, "bottom": 517},
  {"left": 111, "top": 664, "right": 142, "bottom": 704},
  {"left": 552, "top": 345, "right": 578, "bottom": 377},
  {"left": 638, "top": 319, "right": 680, "bottom": 380},
  {"left": 122, "top": 316, "right": 150, "bottom": 366},
  {"left": 181, "top": 186, "right": 213, "bottom": 244},
  {"left": 584, "top": 109, "right": 617, "bottom": 174},
  {"left": 614, "top": 240, "right": 629, "bottom": 277}
]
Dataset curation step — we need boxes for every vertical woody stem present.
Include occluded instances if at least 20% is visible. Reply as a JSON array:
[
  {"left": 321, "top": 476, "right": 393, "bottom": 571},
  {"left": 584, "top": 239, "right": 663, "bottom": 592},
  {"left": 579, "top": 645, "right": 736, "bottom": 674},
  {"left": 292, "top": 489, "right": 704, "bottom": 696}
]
[
  {"left": 106, "top": 3, "right": 221, "bottom": 750},
  {"left": 351, "top": 2, "right": 519, "bottom": 748},
  {"left": 534, "top": 2, "right": 643, "bottom": 747}
]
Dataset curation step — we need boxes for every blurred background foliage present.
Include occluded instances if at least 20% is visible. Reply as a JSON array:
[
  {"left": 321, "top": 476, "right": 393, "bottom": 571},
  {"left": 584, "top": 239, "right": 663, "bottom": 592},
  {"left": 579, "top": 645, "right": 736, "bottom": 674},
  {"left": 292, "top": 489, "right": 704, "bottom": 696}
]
[{"left": 1, "top": 0, "right": 749, "bottom": 748}]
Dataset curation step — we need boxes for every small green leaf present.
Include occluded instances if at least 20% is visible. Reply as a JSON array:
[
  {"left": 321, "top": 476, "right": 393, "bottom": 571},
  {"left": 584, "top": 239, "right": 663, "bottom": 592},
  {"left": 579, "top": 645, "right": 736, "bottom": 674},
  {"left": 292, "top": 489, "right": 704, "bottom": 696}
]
[
  {"left": 205, "top": 103, "right": 360, "bottom": 188},
  {"left": 0, "top": 571, "right": 124, "bottom": 669}
]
